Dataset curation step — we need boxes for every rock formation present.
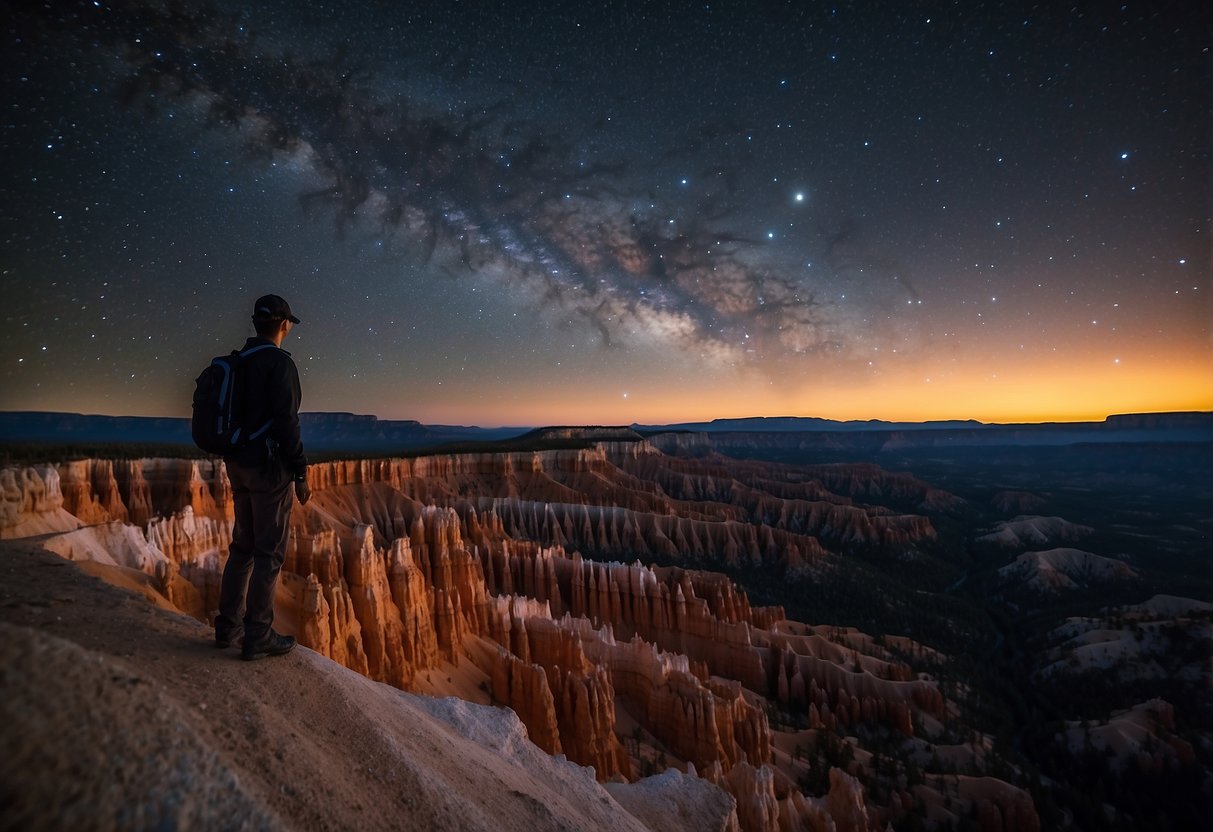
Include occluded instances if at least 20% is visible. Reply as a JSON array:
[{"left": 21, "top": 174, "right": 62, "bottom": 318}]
[
  {"left": 997, "top": 547, "right": 1138, "bottom": 593},
  {"left": 0, "top": 448, "right": 1037, "bottom": 832},
  {"left": 0, "top": 466, "right": 82, "bottom": 539},
  {"left": 976, "top": 515, "right": 1093, "bottom": 549}
]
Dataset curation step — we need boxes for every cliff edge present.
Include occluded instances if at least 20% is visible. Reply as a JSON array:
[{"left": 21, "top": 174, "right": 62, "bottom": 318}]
[{"left": 0, "top": 539, "right": 737, "bottom": 832}]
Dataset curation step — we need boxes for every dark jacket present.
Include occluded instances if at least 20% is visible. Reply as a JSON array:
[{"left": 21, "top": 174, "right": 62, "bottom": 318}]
[{"left": 225, "top": 337, "right": 307, "bottom": 479}]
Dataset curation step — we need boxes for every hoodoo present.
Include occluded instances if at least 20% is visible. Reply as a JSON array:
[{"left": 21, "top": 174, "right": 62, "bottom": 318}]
[{"left": 1, "top": 445, "right": 1041, "bottom": 831}]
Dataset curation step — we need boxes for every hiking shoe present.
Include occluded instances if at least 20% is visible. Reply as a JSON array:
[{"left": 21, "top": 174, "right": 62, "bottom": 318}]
[
  {"left": 241, "top": 630, "right": 296, "bottom": 661},
  {"left": 214, "top": 628, "right": 244, "bottom": 649}
]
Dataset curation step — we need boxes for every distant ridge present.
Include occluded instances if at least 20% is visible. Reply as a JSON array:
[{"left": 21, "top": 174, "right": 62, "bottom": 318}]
[
  {"left": 642, "top": 412, "right": 1213, "bottom": 455},
  {"left": 0, "top": 411, "right": 1208, "bottom": 455},
  {"left": 633, "top": 412, "right": 1213, "bottom": 433},
  {"left": 0, "top": 411, "right": 528, "bottom": 454},
  {"left": 633, "top": 416, "right": 984, "bottom": 433}
]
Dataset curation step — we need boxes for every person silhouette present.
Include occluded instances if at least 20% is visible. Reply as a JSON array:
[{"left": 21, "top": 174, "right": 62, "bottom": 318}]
[{"left": 213, "top": 294, "right": 311, "bottom": 660}]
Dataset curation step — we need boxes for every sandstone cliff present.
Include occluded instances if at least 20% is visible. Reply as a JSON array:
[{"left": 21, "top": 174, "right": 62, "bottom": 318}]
[
  {"left": 0, "top": 540, "right": 740, "bottom": 832},
  {"left": 0, "top": 449, "right": 1036, "bottom": 832}
]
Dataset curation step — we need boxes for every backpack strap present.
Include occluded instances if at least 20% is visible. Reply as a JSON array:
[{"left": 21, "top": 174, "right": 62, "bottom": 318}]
[
  {"left": 239, "top": 343, "right": 279, "bottom": 358},
  {"left": 235, "top": 343, "right": 279, "bottom": 445},
  {"left": 248, "top": 420, "right": 273, "bottom": 440}
]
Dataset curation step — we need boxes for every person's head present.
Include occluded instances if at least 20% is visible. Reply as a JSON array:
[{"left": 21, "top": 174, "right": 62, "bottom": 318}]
[{"left": 251, "top": 294, "right": 301, "bottom": 344}]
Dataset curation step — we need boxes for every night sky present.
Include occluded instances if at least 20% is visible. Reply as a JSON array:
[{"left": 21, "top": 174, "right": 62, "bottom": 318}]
[{"left": 2, "top": 1, "right": 1209, "bottom": 426}]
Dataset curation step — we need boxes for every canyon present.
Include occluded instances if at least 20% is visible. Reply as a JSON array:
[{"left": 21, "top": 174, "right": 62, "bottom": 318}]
[
  {"left": 1, "top": 442, "right": 1036, "bottom": 831},
  {"left": 4, "top": 428, "right": 1209, "bottom": 830}
]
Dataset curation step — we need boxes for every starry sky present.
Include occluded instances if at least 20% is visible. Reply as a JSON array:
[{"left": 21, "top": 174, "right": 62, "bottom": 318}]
[{"left": 2, "top": 1, "right": 1209, "bottom": 426}]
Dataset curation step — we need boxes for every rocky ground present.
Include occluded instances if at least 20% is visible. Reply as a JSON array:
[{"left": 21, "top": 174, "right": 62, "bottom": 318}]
[
  {"left": 5, "top": 436, "right": 1209, "bottom": 830},
  {"left": 0, "top": 539, "right": 736, "bottom": 832}
]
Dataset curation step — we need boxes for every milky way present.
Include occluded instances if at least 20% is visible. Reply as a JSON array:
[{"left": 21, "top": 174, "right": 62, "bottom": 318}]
[
  {"left": 77, "top": 0, "right": 876, "bottom": 366},
  {"left": 1, "top": 1, "right": 1208, "bottom": 423}
]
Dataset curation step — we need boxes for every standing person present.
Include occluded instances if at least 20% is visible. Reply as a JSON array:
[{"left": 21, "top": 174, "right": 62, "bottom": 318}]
[{"left": 214, "top": 294, "right": 311, "bottom": 660}]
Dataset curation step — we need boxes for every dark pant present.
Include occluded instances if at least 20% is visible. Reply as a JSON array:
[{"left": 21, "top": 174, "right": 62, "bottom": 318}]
[{"left": 216, "top": 460, "right": 293, "bottom": 642}]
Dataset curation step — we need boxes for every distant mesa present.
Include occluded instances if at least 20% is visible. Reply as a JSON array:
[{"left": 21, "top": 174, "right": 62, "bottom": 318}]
[
  {"left": 0, "top": 411, "right": 528, "bottom": 453},
  {"left": 1, "top": 410, "right": 1210, "bottom": 456},
  {"left": 1103, "top": 412, "right": 1213, "bottom": 431},
  {"left": 636, "top": 415, "right": 985, "bottom": 433},
  {"left": 638, "top": 410, "right": 1213, "bottom": 436}
]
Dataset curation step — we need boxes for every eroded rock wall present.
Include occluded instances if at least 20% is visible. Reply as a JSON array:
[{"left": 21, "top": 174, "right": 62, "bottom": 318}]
[{"left": 3, "top": 450, "right": 1035, "bottom": 832}]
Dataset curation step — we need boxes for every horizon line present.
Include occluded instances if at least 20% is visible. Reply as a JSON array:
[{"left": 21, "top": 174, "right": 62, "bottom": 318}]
[{"left": 2, "top": 407, "right": 1211, "bottom": 432}]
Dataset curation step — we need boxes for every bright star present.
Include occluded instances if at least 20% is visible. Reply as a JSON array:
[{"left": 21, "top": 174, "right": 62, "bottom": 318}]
[{"left": 794, "top": 192, "right": 805, "bottom": 202}]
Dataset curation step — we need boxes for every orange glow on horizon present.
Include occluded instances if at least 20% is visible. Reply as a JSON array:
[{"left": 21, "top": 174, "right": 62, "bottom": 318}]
[
  {"left": 375, "top": 352, "right": 1212, "bottom": 426},
  {"left": 793, "top": 363, "right": 1213, "bottom": 425},
  {"left": 19, "top": 346, "right": 1210, "bottom": 428}
]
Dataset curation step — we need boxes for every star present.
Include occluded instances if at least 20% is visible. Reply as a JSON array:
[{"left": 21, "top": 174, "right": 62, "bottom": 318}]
[{"left": 0, "top": 0, "right": 1206, "bottom": 425}]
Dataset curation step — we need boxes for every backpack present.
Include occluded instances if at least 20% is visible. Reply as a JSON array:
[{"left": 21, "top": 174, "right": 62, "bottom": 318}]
[{"left": 191, "top": 344, "right": 277, "bottom": 455}]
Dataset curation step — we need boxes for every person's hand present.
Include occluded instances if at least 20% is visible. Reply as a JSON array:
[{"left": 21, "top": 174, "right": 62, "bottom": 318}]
[{"left": 294, "top": 478, "right": 311, "bottom": 505}]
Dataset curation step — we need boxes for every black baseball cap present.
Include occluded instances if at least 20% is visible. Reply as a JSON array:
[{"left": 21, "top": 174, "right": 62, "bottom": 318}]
[{"left": 252, "top": 294, "right": 301, "bottom": 324}]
